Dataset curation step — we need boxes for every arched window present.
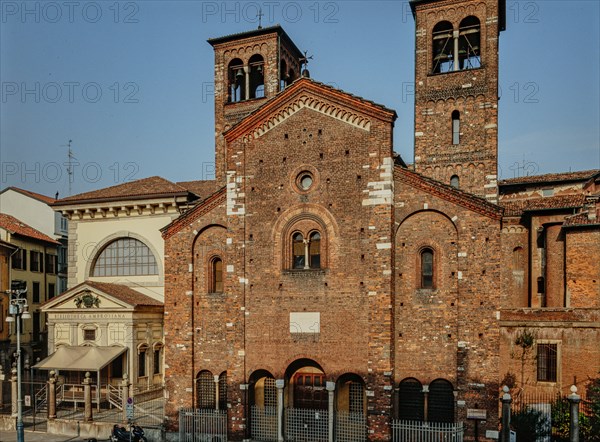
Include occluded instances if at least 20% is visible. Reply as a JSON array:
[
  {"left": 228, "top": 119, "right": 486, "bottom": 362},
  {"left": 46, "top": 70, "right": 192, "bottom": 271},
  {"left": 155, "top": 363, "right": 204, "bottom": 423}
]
[
  {"left": 249, "top": 54, "right": 265, "bottom": 99},
  {"left": 196, "top": 370, "right": 215, "bottom": 409},
  {"left": 153, "top": 343, "right": 163, "bottom": 375},
  {"left": 210, "top": 257, "right": 223, "bottom": 293},
  {"left": 512, "top": 247, "right": 524, "bottom": 270},
  {"left": 288, "top": 68, "right": 295, "bottom": 84},
  {"left": 452, "top": 111, "right": 460, "bottom": 145},
  {"left": 291, "top": 231, "right": 322, "bottom": 270},
  {"left": 292, "top": 233, "right": 305, "bottom": 269},
  {"left": 92, "top": 238, "right": 158, "bottom": 277},
  {"left": 218, "top": 372, "right": 227, "bottom": 410},
  {"left": 459, "top": 16, "right": 481, "bottom": 70},
  {"left": 228, "top": 58, "right": 245, "bottom": 103},
  {"left": 432, "top": 21, "right": 453, "bottom": 73},
  {"left": 421, "top": 248, "right": 434, "bottom": 289},
  {"left": 309, "top": 232, "right": 321, "bottom": 268},
  {"left": 450, "top": 175, "right": 460, "bottom": 189},
  {"left": 399, "top": 378, "right": 424, "bottom": 421},
  {"left": 428, "top": 379, "right": 454, "bottom": 423}
]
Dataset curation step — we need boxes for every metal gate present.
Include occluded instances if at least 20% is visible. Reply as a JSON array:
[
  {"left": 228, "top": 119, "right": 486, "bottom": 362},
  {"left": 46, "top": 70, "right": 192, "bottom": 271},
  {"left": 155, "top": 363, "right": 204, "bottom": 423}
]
[
  {"left": 335, "top": 411, "right": 366, "bottom": 442},
  {"left": 392, "top": 420, "right": 464, "bottom": 442},
  {"left": 179, "top": 408, "right": 227, "bottom": 442},
  {"left": 251, "top": 405, "right": 277, "bottom": 441},
  {"left": 285, "top": 408, "right": 328, "bottom": 442}
]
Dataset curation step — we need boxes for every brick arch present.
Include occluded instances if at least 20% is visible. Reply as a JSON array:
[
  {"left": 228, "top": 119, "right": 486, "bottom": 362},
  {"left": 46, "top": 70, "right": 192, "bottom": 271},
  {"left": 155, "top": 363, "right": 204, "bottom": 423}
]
[
  {"left": 278, "top": 354, "right": 332, "bottom": 381},
  {"left": 272, "top": 204, "right": 339, "bottom": 270}
]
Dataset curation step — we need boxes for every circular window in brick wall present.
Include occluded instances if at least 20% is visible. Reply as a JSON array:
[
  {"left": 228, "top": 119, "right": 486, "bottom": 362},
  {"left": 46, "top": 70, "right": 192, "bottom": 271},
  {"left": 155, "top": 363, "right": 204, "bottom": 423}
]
[{"left": 291, "top": 166, "right": 319, "bottom": 194}]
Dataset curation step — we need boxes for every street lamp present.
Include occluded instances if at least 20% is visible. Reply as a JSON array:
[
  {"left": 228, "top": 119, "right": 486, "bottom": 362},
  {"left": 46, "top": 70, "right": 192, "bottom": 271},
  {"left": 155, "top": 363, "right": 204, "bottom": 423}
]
[{"left": 5, "top": 280, "right": 30, "bottom": 442}]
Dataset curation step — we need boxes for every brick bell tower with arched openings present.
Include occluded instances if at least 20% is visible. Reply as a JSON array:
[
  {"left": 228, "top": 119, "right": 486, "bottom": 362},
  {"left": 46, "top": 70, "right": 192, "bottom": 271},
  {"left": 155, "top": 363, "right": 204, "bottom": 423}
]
[
  {"left": 208, "top": 26, "right": 305, "bottom": 183},
  {"left": 411, "top": 0, "right": 506, "bottom": 203}
]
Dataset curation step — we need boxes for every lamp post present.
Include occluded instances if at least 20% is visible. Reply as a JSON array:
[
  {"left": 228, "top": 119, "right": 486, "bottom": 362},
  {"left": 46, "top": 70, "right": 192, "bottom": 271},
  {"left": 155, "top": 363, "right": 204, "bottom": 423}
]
[{"left": 5, "top": 281, "right": 30, "bottom": 442}]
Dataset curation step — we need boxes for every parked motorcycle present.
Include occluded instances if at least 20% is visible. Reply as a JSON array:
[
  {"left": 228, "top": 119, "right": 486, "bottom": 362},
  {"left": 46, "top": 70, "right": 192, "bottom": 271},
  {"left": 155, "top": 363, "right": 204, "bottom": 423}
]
[{"left": 110, "top": 423, "right": 147, "bottom": 442}]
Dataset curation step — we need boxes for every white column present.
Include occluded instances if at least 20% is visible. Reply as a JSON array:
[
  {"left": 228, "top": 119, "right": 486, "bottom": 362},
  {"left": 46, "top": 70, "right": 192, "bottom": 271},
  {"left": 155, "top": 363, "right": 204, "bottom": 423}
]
[
  {"left": 214, "top": 375, "right": 220, "bottom": 410},
  {"left": 303, "top": 239, "right": 310, "bottom": 269},
  {"left": 326, "top": 381, "right": 335, "bottom": 442},
  {"left": 244, "top": 66, "right": 250, "bottom": 100},
  {"left": 453, "top": 30, "right": 460, "bottom": 71},
  {"left": 276, "top": 379, "right": 285, "bottom": 442}
]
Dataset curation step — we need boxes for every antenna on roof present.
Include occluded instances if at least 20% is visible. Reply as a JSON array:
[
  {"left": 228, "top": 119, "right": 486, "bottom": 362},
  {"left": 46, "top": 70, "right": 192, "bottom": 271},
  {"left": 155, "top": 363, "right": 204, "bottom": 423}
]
[
  {"left": 257, "top": 8, "right": 264, "bottom": 29},
  {"left": 60, "top": 139, "right": 77, "bottom": 196},
  {"left": 300, "top": 51, "right": 313, "bottom": 78}
]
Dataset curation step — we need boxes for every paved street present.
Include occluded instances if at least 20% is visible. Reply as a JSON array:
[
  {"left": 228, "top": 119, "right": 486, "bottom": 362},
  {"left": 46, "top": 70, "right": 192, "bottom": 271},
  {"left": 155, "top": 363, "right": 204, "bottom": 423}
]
[{"left": 0, "top": 431, "right": 93, "bottom": 442}]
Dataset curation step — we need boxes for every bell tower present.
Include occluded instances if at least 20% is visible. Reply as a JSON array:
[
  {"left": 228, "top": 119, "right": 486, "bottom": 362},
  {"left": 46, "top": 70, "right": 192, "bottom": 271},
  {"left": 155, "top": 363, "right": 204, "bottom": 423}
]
[
  {"left": 208, "top": 26, "right": 304, "bottom": 183},
  {"left": 410, "top": 0, "right": 506, "bottom": 202}
]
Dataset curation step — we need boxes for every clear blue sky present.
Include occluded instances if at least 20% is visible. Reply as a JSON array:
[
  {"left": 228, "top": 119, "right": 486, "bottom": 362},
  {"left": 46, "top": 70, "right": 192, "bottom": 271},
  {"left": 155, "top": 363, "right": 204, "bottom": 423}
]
[{"left": 1, "top": 1, "right": 599, "bottom": 197}]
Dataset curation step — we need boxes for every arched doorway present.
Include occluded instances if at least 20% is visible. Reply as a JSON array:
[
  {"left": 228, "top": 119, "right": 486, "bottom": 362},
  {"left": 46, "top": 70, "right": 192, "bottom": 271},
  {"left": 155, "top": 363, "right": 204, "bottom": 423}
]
[
  {"left": 285, "top": 358, "right": 327, "bottom": 410},
  {"left": 248, "top": 369, "right": 277, "bottom": 441},
  {"left": 335, "top": 373, "right": 367, "bottom": 442}
]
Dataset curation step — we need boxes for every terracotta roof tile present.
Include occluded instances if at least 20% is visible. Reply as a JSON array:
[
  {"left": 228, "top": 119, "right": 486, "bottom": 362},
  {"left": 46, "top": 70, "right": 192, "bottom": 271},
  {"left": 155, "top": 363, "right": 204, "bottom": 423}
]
[
  {"left": 3, "top": 187, "right": 56, "bottom": 204},
  {"left": 501, "top": 194, "right": 586, "bottom": 217},
  {"left": 563, "top": 211, "right": 600, "bottom": 228},
  {"left": 53, "top": 176, "right": 189, "bottom": 205},
  {"left": 45, "top": 281, "right": 163, "bottom": 308},
  {"left": 499, "top": 170, "right": 599, "bottom": 186},
  {"left": 0, "top": 213, "right": 60, "bottom": 245},
  {"left": 176, "top": 180, "right": 221, "bottom": 198}
]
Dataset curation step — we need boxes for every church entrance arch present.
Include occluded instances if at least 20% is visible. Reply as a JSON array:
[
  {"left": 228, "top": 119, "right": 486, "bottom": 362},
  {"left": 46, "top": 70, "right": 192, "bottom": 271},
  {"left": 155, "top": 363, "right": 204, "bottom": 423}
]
[{"left": 285, "top": 358, "right": 327, "bottom": 409}]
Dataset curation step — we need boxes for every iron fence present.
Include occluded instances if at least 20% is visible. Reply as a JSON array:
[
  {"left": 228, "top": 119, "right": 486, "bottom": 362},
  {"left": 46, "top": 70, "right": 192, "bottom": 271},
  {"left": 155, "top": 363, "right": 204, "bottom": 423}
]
[
  {"left": 179, "top": 408, "right": 227, "bottom": 442},
  {"left": 285, "top": 407, "right": 328, "bottom": 442},
  {"left": 251, "top": 405, "right": 277, "bottom": 441},
  {"left": 392, "top": 420, "right": 464, "bottom": 442},
  {"left": 335, "top": 410, "right": 366, "bottom": 442}
]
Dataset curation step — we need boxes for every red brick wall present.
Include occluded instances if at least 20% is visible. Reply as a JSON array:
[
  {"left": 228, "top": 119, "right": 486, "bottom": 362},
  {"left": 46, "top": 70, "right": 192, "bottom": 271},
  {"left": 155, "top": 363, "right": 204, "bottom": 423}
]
[{"left": 566, "top": 229, "right": 600, "bottom": 308}]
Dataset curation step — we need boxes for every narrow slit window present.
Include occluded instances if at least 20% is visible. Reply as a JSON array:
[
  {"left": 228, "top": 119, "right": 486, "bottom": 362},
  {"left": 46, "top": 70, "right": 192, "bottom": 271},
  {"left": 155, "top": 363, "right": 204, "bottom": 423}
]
[
  {"left": 211, "top": 257, "right": 223, "bottom": 293},
  {"left": 421, "top": 249, "right": 434, "bottom": 289},
  {"left": 450, "top": 175, "right": 460, "bottom": 189},
  {"left": 452, "top": 111, "right": 460, "bottom": 145}
]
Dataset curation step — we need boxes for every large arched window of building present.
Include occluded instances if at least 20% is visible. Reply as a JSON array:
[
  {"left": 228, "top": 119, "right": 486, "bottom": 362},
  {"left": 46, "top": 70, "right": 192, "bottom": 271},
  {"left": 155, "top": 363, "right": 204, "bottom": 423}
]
[
  {"left": 196, "top": 370, "right": 216, "bottom": 409},
  {"left": 398, "top": 378, "right": 424, "bottom": 421},
  {"left": 138, "top": 343, "right": 149, "bottom": 378},
  {"left": 92, "top": 238, "right": 158, "bottom": 277},
  {"left": 218, "top": 371, "right": 228, "bottom": 410},
  {"left": 249, "top": 54, "right": 265, "bottom": 99},
  {"left": 228, "top": 58, "right": 245, "bottom": 103},
  {"left": 427, "top": 379, "right": 454, "bottom": 423},
  {"left": 459, "top": 16, "right": 481, "bottom": 70},
  {"left": 420, "top": 248, "right": 434, "bottom": 289},
  {"left": 432, "top": 21, "right": 453, "bottom": 73}
]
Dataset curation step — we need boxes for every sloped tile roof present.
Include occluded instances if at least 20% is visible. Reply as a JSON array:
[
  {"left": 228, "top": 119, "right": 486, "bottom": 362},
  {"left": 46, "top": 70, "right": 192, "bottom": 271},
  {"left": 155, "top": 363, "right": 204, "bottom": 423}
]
[
  {"left": 53, "top": 176, "right": 190, "bottom": 205},
  {"left": 563, "top": 211, "right": 600, "bottom": 228},
  {"left": 394, "top": 167, "right": 503, "bottom": 220},
  {"left": 176, "top": 180, "right": 221, "bottom": 198},
  {"left": 501, "top": 194, "right": 587, "bottom": 217},
  {"left": 499, "top": 169, "right": 599, "bottom": 186},
  {"left": 0, "top": 213, "right": 60, "bottom": 245},
  {"left": 45, "top": 281, "right": 163, "bottom": 308},
  {"left": 2, "top": 187, "right": 56, "bottom": 204}
]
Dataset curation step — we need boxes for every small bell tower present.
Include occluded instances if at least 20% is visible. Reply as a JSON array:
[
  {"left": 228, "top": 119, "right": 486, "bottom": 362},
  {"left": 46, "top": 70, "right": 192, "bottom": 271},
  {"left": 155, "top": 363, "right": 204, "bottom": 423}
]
[
  {"left": 410, "top": 0, "right": 506, "bottom": 202},
  {"left": 208, "top": 26, "right": 304, "bottom": 183}
]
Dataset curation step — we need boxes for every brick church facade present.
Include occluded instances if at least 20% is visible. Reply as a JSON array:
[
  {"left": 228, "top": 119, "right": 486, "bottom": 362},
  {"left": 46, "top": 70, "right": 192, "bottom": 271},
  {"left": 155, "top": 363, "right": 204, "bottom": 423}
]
[{"left": 47, "top": 0, "right": 595, "bottom": 441}]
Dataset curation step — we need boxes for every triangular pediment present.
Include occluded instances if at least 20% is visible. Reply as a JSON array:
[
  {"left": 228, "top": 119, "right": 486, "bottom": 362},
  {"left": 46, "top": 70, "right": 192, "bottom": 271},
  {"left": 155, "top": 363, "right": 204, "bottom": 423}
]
[
  {"left": 224, "top": 78, "right": 396, "bottom": 143},
  {"left": 42, "top": 281, "right": 150, "bottom": 312}
]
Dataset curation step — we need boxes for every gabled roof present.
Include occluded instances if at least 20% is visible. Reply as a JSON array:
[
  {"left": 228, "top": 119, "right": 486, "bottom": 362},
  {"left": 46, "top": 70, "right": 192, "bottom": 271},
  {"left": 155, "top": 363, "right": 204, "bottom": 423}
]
[
  {"left": 499, "top": 169, "right": 599, "bottom": 187},
  {"left": 1, "top": 186, "right": 56, "bottom": 204},
  {"left": 394, "top": 167, "right": 503, "bottom": 220},
  {"left": 501, "top": 194, "right": 587, "bottom": 217},
  {"left": 161, "top": 187, "right": 226, "bottom": 240},
  {"left": 43, "top": 280, "right": 163, "bottom": 309},
  {"left": 52, "top": 176, "right": 192, "bottom": 206},
  {"left": 0, "top": 213, "right": 60, "bottom": 245},
  {"left": 224, "top": 77, "right": 397, "bottom": 143}
]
